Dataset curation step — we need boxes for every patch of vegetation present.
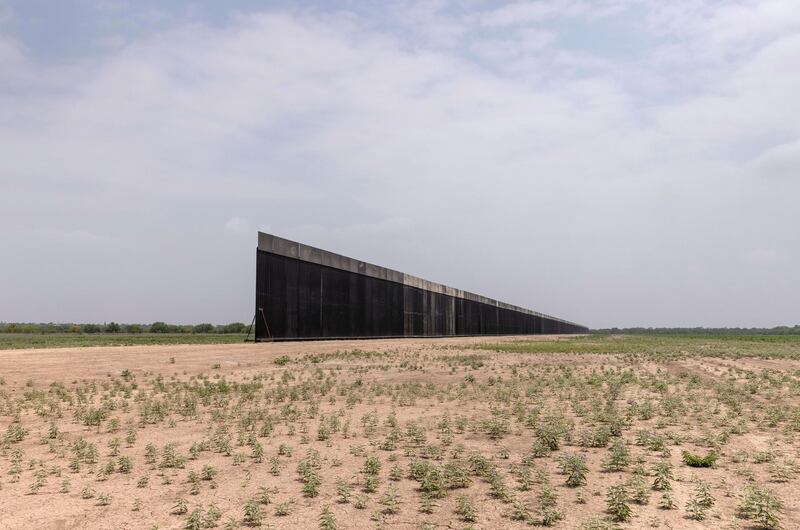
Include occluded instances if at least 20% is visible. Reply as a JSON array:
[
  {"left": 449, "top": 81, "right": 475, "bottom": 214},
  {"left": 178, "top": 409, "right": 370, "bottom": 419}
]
[
  {"left": 2, "top": 334, "right": 800, "bottom": 527},
  {"left": 682, "top": 450, "right": 718, "bottom": 467}
]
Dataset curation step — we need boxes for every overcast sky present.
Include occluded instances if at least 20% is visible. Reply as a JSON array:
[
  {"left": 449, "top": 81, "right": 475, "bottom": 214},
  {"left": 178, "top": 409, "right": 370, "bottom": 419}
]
[{"left": 1, "top": 0, "right": 798, "bottom": 328}]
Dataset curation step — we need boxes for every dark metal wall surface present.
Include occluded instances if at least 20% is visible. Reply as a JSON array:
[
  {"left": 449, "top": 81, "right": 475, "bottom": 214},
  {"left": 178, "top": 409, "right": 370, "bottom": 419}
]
[{"left": 256, "top": 249, "right": 587, "bottom": 340}]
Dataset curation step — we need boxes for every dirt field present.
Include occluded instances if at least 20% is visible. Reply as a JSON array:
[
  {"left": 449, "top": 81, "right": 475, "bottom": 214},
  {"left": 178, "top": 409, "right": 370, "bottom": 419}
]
[{"left": 1, "top": 335, "right": 798, "bottom": 529}]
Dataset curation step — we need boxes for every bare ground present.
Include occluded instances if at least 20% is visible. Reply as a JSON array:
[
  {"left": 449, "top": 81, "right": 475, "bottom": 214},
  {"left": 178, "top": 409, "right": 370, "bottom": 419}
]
[{"left": 0, "top": 336, "right": 797, "bottom": 529}]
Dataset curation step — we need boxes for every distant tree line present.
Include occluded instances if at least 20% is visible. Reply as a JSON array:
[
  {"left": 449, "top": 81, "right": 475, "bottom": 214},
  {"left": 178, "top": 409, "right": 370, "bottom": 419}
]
[
  {"left": 0, "top": 322, "right": 248, "bottom": 334},
  {"left": 592, "top": 326, "right": 800, "bottom": 336}
]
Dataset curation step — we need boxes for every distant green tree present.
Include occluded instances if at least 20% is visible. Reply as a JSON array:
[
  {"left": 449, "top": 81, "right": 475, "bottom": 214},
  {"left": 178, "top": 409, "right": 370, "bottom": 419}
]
[
  {"left": 592, "top": 326, "right": 800, "bottom": 336},
  {"left": 219, "top": 322, "right": 246, "bottom": 334},
  {"left": 106, "top": 322, "right": 121, "bottom": 333},
  {"left": 82, "top": 324, "right": 101, "bottom": 334},
  {"left": 149, "top": 322, "right": 170, "bottom": 333},
  {"left": 193, "top": 323, "right": 214, "bottom": 334},
  {"left": 126, "top": 324, "right": 143, "bottom": 334}
]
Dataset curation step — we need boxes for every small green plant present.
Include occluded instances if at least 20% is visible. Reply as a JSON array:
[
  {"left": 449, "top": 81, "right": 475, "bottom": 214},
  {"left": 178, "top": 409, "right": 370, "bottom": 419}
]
[
  {"left": 270, "top": 456, "right": 282, "bottom": 476},
  {"left": 580, "top": 518, "right": 615, "bottom": 530},
  {"left": 389, "top": 464, "right": 403, "bottom": 481},
  {"left": 575, "top": 489, "right": 586, "bottom": 504},
  {"left": 29, "top": 473, "right": 46, "bottom": 494},
  {"left": 769, "top": 459, "right": 797, "bottom": 482},
  {"left": 256, "top": 486, "right": 273, "bottom": 506},
  {"left": 606, "top": 483, "right": 632, "bottom": 522},
  {"left": 363, "top": 474, "right": 379, "bottom": 493},
  {"left": 537, "top": 483, "right": 563, "bottom": 526},
  {"left": 364, "top": 456, "right": 381, "bottom": 476},
  {"left": 602, "top": 438, "right": 630, "bottom": 471},
  {"left": 651, "top": 460, "right": 673, "bottom": 491},
  {"left": 188, "top": 471, "right": 201, "bottom": 495},
  {"left": 336, "top": 479, "right": 351, "bottom": 504},
  {"left": 685, "top": 480, "right": 714, "bottom": 521},
  {"left": 242, "top": 500, "right": 262, "bottom": 526},
  {"left": 275, "top": 500, "right": 293, "bottom": 516},
  {"left": 205, "top": 504, "right": 223, "bottom": 527},
  {"left": 659, "top": 490, "right": 676, "bottom": 510},
  {"left": 379, "top": 485, "right": 400, "bottom": 514},
  {"left": 738, "top": 485, "right": 783, "bottom": 530},
  {"left": 173, "top": 498, "right": 189, "bottom": 515},
  {"left": 628, "top": 474, "right": 650, "bottom": 505},
  {"left": 559, "top": 453, "right": 588, "bottom": 487},
  {"left": 516, "top": 465, "right": 533, "bottom": 491},
  {"left": 108, "top": 418, "right": 120, "bottom": 433},
  {"left": 302, "top": 469, "right": 321, "bottom": 497},
  {"left": 118, "top": 456, "right": 133, "bottom": 474},
  {"left": 488, "top": 470, "right": 512, "bottom": 502},
  {"left": 682, "top": 450, "right": 718, "bottom": 467},
  {"left": 418, "top": 493, "right": 436, "bottom": 514},
  {"left": 251, "top": 442, "right": 263, "bottom": 462},
  {"left": 686, "top": 498, "right": 707, "bottom": 520},
  {"left": 694, "top": 480, "right": 715, "bottom": 508},
  {"left": 160, "top": 443, "right": 186, "bottom": 469},
  {"left": 510, "top": 499, "right": 532, "bottom": 522},
  {"left": 185, "top": 508, "right": 204, "bottom": 530},
  {"left": 319, "top": 506, "right": 337, "bottom": 530},
  {"left": 455, "top": 495, "right": 477, "bottom": 522},
  {"left": 535, "top": 424, "right": 562, "bottom": 451},
  {"left": 4, "top": 424, "right": 28, "bottom": 444},
  {"left": 201, "top": 465, "right": 217, "bottom": 481},
  {"left": 484, "top": 417, "right": 510, "bottom": 440},
  {"left": 579, "top": 426, "right": 612, "bottom": 448},
  {"left": 354, "top": 494, "right": 369, "bottom": 510},
  {"left": 144, "top": 443, "right": 157, "bottom": 465}
]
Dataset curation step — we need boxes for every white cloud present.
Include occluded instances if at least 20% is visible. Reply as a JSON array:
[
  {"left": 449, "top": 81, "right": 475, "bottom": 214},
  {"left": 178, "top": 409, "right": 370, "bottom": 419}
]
[
  {"left": 479, "top": 0, "right": 603, "bottom": 27},
  {"left": 747, "top": 139, "right": 800, "bottom": 179},
  {"left": 649, "top": 0, "right": 800, "bottom": 52},
  {"left": 0, "top": 2, "right": 798, "bottom": 326},
  {"left": 225, "top": 217, "right": 250, "bottom": 234},
  {"left": 33, "top": 228, "right": 120, "bottom": 247},
  {"left": 480, "top": 0, "right": 635, "bottom": 28},
  {"left": 742, "top": 248, "right": 781, "bottom": 266}
]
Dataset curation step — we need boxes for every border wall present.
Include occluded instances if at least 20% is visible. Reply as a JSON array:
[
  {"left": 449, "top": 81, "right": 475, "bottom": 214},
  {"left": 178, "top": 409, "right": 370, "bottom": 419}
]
[{"left": 255, "top": 232, "right": 587, "bottom": 340}]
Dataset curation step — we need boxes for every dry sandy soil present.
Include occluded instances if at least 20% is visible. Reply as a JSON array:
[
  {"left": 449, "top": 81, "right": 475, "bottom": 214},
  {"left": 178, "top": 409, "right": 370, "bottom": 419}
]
[{"left": 0, "top": 335, "right": 798, "bottom": 529}]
